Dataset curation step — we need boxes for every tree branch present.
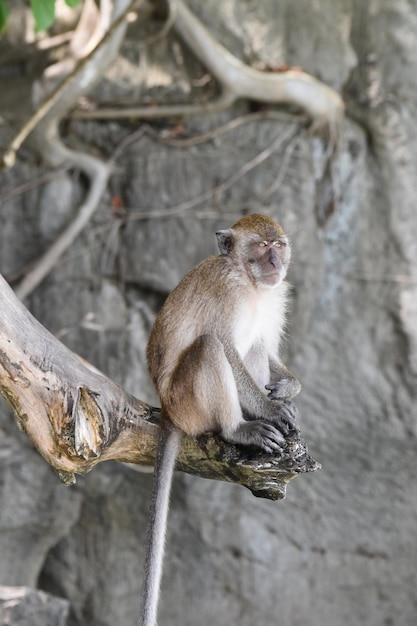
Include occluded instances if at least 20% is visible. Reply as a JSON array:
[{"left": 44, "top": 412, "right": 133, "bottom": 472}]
[{"left": 0, "top": 274, "right": 320, "bottom": 499}]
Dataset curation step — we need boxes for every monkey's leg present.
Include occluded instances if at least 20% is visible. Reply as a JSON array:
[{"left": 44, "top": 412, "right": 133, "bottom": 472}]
[
  {"left": 264, "top": 359, "right": 301, "bottom": 434},
  {"left": 237, "top": 347, "right": 299, "bottom": 436},
  {"left": 168, "top": 335, "right": 285, "bottom": 453}
]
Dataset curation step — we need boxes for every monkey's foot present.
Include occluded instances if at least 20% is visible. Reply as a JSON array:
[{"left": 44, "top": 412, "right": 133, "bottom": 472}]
[
  {"left": 268, "top": 400, "right": 300, "bottom": 436},
  {"left": 227, "top": 420, "right": 286, "bottom": 454}
]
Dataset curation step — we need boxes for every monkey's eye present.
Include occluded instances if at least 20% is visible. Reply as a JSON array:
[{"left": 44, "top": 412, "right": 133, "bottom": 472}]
[
  {"left": 273, "top": 241, "right": 285, "bottom": 248},
  {"left": 259, "top": 241, "right": 268, "bottom": 247}
]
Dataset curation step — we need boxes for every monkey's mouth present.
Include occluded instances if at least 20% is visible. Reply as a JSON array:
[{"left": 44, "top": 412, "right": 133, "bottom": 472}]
[{"left": 263, "top": 271, "right": 283, "bottom": 285}]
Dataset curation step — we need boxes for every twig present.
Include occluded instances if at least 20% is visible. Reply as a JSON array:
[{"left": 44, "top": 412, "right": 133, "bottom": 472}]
[
  {"left": 0, "top": 168, "right": 69, "bottom": 204},
  {"left": 126, "top": 122, "right": 299, "bottom": 221},
  {"left": 111, "top": 125, "right": 149, "bottom": 162},
  {"left": 259, "top": 135, "right": 300, "bottom": 201},
  {"left": 154, "top": 111, "right": 305, "bottom": 148},
  {"left": 37, "top": 31, "right": 75, "bottom": 50},
  {"left": 214, "top": 125, "right": 298, "bottom": 202},
  {"left": 72, "top": 91, "right": 236, "bottom": 120}
]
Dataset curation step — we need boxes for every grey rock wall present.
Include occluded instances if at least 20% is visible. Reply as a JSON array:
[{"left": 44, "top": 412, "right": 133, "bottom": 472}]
[
  {"left": 0, "top": 586, "right": 69, "bottom": 626},
  {"left": 1, "top": 1, "right": 417, "bottom": 625}
]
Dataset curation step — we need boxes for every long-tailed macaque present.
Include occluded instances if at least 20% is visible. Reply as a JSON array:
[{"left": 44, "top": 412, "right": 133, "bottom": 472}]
[{"left": 139, "top": 214, "right": 301, "bottom": 626}]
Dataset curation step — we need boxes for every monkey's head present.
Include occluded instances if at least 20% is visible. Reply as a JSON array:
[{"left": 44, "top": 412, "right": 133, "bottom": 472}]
[{"left": 216, "top": 214, "right": 291, "bottom": 287}]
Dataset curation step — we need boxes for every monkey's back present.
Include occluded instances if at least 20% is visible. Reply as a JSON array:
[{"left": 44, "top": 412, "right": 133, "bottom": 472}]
[{"left": 147, "top": 255, "right": 242, "bottom": 389}]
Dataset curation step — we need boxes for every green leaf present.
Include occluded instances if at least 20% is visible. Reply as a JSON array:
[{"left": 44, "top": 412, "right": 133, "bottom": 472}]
[
  {"left": 65, "top": 0, "right": 82, "bottom": 7},
  {"left": 30, "top": 0, "right": 56, "bottom": 32},
  {"left": 0, "top": 0, "right": 9, "bottom": 33}
]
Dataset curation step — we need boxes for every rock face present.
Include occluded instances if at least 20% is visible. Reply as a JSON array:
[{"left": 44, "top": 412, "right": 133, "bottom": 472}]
[
  {"left": 0, "top": 586, "right": 69, "bottom": 626},
  {"left": 1, "top": 1, "right": 417, "bottom": 625}
]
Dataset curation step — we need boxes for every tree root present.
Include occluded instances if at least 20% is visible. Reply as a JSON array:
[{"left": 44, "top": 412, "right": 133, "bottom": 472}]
[
  {"left": 5, "top": 0, "right": 139, "bottom": 300},
  {"left": 73, "top": 0, "right": 344, "bottom": 137}
]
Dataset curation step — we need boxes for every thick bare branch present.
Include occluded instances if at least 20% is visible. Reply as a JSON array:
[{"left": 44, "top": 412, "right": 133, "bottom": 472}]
[{"left": 0, "top": 274, "right": 319, "bottom": 499}]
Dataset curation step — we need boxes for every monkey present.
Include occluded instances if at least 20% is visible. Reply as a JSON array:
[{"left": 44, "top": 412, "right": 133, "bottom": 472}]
[{"left": 139, "top": 214, "right": 301, "bottom": 626}]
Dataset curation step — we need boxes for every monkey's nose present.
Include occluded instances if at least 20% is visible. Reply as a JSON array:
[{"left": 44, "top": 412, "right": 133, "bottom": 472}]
[{"left": 268, "top": 249, "right": 279, "bottom": 268}]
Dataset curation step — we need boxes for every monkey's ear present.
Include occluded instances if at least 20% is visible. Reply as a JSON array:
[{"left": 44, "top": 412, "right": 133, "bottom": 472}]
[{"left": 216, "top": 229, "right": 234, "bottom": 255}]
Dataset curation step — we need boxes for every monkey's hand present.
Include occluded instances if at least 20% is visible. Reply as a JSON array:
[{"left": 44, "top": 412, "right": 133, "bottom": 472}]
[
  {"left": 267, "top": 398, "right": 300, "bottom": 436},
  {"left": 265, "top": 377, "right": 301, "bottom": 401},
  {"left": 231, "top": 420, "right": 286, "bottom": 454}
]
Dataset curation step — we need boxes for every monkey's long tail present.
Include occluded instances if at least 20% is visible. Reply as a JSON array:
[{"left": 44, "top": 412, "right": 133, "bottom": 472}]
[{"left": 139, "top": 421, "right": 182, "bottom": 626}]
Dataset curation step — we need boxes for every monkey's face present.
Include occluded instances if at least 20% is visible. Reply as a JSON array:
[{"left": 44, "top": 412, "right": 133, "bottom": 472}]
[
  {"left": 246, "top": 237, "right": 290, "bottom": 287},
  {"left": 216, "top": 215, "right": 291, "bottom": 287}
]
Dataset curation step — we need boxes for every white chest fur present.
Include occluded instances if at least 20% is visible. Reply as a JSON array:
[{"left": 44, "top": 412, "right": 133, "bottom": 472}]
[{"left": 233, "top": 283, "right": 287, "bottom": 359}]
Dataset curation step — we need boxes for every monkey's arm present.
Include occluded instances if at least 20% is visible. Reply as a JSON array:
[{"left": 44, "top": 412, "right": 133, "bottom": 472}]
[{"left": 222, "top": 343, "right": 298, "bottom": 435}]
